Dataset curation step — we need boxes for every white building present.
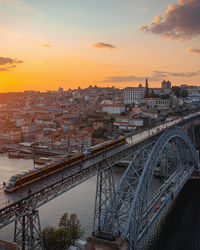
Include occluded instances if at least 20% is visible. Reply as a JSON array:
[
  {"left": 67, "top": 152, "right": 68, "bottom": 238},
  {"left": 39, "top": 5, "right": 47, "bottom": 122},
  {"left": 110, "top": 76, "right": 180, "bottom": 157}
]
[
  {"left": 156, "top": 98, "right": 170, "bottom": 110},
  {"left": 16, "top": 119, "right": 25, "bottom": 127},
  {"left": 114, "top": 117, "right": 143, "bottom": 129},
  {"left": 188, "top": 91, "right": 200, "bottom": 102},
  {"left": 101, "top": 104, "right": 125, "bottom": 114},
  {"left": 100, "top": 100, "right": 113, "bottom": 105},
  {"left": 140, "top": 98, "right": 157, "bottom": 107},
  {"left": 34, "top": 119, "right": 55, "bottom": 127},
  {"left": 117, "top": 123, "right": 136, "bottom": 130},
  {"left": 123, "top": 86, "right": 171, "bottom": 105},
  {"left": 129, "top": 118, "right": 143, "bottom": 127},
  {"left": 123, "top": 87, "right": 145, "bottom": 104}
]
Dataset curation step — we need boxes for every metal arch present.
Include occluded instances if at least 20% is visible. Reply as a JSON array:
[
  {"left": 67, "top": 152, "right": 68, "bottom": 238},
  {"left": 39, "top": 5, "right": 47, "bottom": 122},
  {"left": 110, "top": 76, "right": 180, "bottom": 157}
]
[
  {"left": 124, "top": 126, "right": 197, "bottom": 244},
  {"left": 101, "top": 126, "right": 197, "bottom": 248},
  {"left": 101, "top": 141, "right": 155, "bottom": 233},
  {"left": 100, "top": 149, "right": 143, "bottom": 232}
]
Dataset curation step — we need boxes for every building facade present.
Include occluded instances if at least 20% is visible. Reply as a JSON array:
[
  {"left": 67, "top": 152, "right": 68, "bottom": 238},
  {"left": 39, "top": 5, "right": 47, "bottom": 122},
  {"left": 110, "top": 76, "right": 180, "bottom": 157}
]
[
  {"left": 101, "top": 104, "right": 125, "bottom": 114},
  {"left": 123, "top": 87, "right": 145, "bottom": 104}
]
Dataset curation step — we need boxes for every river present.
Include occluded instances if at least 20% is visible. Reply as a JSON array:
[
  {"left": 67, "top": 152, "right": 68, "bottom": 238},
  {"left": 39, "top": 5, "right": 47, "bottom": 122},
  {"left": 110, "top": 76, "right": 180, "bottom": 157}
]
[
  {"left": 0, "top": 155, "right": 199, "bottom": 250},
  {"left": 0, "top": 154, "right": 122, "bottom": 243}
]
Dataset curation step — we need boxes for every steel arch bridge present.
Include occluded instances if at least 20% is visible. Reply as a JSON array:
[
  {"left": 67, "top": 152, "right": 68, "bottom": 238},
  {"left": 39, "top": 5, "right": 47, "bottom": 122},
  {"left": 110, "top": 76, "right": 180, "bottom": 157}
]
[{"left": 93, "top": 126, "right": 198, "bottom": 249}]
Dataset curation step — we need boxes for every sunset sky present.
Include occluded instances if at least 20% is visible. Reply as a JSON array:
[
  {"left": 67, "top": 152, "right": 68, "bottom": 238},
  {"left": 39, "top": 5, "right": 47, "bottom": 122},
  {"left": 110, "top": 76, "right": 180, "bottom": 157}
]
[{"left": 0, "top": 0, "right": 200, "bottom": 92}]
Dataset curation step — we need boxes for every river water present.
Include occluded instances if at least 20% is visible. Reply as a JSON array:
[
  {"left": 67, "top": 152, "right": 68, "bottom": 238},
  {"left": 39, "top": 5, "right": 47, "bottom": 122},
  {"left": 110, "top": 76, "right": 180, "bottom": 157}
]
[
  {"left": 0, "top": 155, "right": 199, "bottom": 250},
  {"left": 0, "top": 154, "right": 122, "bottom": 242}
]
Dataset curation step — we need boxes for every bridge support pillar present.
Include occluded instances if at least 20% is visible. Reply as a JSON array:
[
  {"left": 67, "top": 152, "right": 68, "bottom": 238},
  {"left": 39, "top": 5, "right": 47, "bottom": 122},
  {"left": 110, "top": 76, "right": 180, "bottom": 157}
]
[
  {"left": 187, "top": 123, "right": 196, "bottom": 147},
  {"left": 93, "top": 166, "right": 116, "bottom": 233},
  {"left": 196, "top": 150, "right": 199, "bottom": 168},
  {"left": 14, "top": 209, "right": 44, "bottom": 250},
  {"left": 86, "top": 234, "right": 127, "bottom": 250}
]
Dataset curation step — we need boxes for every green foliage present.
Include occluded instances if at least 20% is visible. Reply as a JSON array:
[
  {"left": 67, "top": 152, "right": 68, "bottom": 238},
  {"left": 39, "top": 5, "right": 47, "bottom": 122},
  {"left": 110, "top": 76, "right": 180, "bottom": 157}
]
[
  {"left": 109, "top": 117, "right": 115, "bottom": 123},
  {"left": 53, "top": 228, "right": 71, "bottom": 249},
  {"left": 181, "top": 89, "right": 188, "bottom": 98},
  {"left": 42, "top": 213, "right": 84, "bottom": 249},
  {"left": 42, "top": 226, "right": 59, "bottom": 250},
  {"left": 172, "top": 86, "right": 181, "bottom": 97},
  {"left": 59, "top": 213, "right": 84, "bottom": 245},
  {"left": 92, "top": 127, "right": 107, "bottom": 138},
  {"left": 172, "top": 87, "right": 188, "bottom": 98}
]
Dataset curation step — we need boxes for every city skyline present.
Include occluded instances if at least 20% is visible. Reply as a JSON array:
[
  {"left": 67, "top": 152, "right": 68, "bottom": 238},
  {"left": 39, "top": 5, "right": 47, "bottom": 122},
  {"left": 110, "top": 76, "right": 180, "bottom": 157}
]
[{"left": 0, "top": 0, "right": 200, "bottom": 92}]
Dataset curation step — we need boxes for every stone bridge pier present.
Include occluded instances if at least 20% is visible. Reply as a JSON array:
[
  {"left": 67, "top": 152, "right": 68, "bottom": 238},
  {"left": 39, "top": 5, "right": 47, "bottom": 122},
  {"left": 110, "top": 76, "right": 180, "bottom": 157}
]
[{"left": 86, "top": 234, "right": 127, "bottom": 250}]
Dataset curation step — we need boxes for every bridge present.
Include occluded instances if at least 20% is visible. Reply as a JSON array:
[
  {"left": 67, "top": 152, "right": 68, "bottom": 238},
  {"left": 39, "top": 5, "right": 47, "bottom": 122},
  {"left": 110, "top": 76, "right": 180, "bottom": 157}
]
[{"left": 0, "top": 112, "right": 200, "bottom": 249}]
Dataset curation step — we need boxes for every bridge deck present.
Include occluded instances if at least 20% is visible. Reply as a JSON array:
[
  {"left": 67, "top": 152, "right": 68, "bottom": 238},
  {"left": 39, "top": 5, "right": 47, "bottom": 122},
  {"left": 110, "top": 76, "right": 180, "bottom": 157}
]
[{"left": 0, "top": 112, "right": 199, "bottom": 229}]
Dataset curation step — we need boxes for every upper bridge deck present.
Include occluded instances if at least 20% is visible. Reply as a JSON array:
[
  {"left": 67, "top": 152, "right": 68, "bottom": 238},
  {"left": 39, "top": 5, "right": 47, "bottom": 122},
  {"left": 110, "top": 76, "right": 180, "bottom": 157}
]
[{"left": 0, "top": 111, "right": 199, "bottom": 229}]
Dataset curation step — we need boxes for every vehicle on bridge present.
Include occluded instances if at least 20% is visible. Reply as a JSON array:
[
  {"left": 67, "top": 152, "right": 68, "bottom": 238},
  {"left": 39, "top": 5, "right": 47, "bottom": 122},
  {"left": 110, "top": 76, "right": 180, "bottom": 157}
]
[
  {"left": 4, "top": 137, "right": 126, "bottom": 192},
  {"left": 85, "top": 137, "right": 126, "bottom": 157}
]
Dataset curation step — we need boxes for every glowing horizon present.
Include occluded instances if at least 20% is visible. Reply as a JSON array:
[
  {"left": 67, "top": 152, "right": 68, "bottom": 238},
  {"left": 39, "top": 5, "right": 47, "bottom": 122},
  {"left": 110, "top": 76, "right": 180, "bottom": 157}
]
[{"left": 0, "top": 0, "right": 200, "bottom": 92}]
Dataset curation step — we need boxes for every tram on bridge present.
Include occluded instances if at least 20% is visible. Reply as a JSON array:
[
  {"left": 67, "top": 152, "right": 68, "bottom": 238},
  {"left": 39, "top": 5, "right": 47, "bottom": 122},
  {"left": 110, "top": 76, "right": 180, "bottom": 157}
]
[{"left": 4, "top": 137, "right": 126, "bottom": 192}]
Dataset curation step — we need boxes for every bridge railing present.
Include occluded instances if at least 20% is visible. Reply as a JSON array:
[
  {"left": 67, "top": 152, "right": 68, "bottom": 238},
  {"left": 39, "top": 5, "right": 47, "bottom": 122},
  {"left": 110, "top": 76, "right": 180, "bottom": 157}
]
[{"left": 1, "top": 112, "right": 200, "bottom": 209}]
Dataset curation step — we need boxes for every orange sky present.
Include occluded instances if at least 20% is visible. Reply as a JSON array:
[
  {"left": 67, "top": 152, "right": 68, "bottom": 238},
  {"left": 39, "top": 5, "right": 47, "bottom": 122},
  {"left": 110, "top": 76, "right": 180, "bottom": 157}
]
[{"left": 0, "top": 0, "right": 200, "bottom": 92}]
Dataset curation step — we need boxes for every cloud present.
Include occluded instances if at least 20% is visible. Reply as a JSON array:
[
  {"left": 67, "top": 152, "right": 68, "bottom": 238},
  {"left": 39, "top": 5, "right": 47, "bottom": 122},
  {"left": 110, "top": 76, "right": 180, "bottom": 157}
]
[
  {"left": 140, "top": 0, "right": 200, "bottom": 40},
  {"left": 92, "top": 42, "right": 116, "bottom": 50},
  {"left": 41, "top": 44, "right": 52, "bottom": 48},
  {"left": 0, "top": 56, "right": 23, "bottom": 72},
  {"left": 101, "top": 75, "right": 145, "bottom": 83},
  {"left": 100, "top": 70, "right": 200, "bottom": 83},
  {"left": 152, "top": 70, "right": 200, "bottom": 78},
  {"left": 0, "top": 57, "right": 23, "bottom": 65},
  {"left": 0, "top": 67, "right": 9, "bottom": 72},
  {"left": 186, "top": 47, "right": 200, "bottom": 54},
  {"left": 0, "top": 65, "right": 16, "bottom": 72}
]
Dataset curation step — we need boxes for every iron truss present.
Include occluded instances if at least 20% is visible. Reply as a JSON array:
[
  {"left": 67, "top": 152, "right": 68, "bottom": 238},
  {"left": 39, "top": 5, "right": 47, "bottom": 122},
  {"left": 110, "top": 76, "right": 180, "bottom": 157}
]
[
  {"left": 0, "top": 114, "right": 199, "bottom": 249},
  {"left": 98, "top": 126, "right": 198, "bottom": 249},
  {"left": 0, "top": 132, "right": 159, "bottom": 230}
]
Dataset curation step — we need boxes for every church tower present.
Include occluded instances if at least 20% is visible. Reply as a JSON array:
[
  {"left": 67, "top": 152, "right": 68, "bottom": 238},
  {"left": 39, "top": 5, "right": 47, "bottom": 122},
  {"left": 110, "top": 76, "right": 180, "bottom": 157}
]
[
  {"left": 145, "top": 78, "right": 148, "bottom": 88},
  {"left": 145, "top": 78, "right": 149, "bottom": 97}
]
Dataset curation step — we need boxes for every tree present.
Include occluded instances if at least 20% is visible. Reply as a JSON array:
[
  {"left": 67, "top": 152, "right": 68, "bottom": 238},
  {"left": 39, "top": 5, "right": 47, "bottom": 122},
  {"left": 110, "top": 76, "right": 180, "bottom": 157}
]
[
  {"left": 42, "top": 212, "right": 84, "bottom": 249},
  {"left": 171, "top": 86, "right": 181, "bottom": 97},
  {"left": 59, "top": 213, "right": 84, "bottom": 245},
  {"left": 54, "top": 228, "right": 71, "bottom": 250},
  {"left": 42, "top": 226, "right": 71, "bottom": 250},
  {"left": 181, "top": 89, "right": 188, "bottom": 98},
  {"left": 92, "top": 127, "right": 107, "bottom": 138},
  {"left": 42, "top": 226, "right": 57, "bottom": 250}
]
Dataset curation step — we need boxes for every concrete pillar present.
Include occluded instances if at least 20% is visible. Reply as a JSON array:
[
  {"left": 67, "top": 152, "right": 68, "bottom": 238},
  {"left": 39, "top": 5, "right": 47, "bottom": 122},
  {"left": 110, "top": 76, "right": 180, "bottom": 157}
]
[{"left": 86, "top": 235, "right": 127, "bottom": 250}]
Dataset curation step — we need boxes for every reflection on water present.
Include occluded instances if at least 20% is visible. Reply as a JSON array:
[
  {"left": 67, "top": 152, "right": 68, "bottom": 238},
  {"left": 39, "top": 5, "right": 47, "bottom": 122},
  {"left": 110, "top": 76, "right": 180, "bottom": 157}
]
[
  {"left": 0, "top": 156, "right": 123, "bottom": 242},
  {"left": 0, "top": 156, "right": 199, "bottom": 250},
  {"left": 0, "top": 154, "right": 35, "bottom": 183}
]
